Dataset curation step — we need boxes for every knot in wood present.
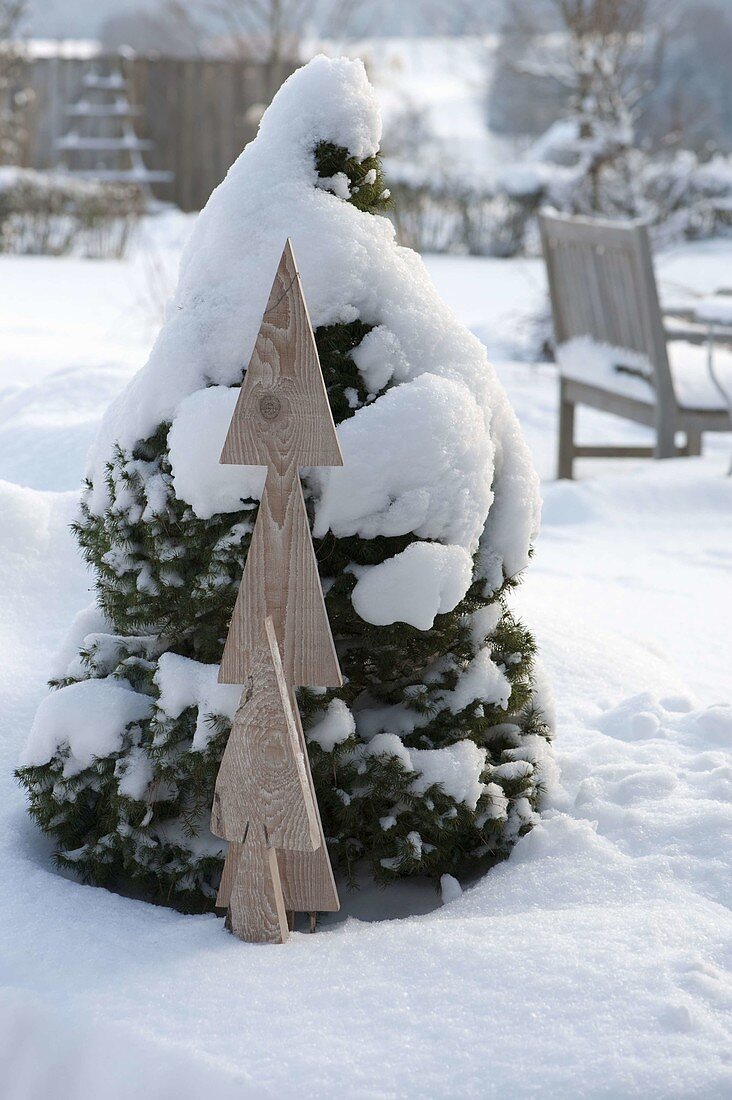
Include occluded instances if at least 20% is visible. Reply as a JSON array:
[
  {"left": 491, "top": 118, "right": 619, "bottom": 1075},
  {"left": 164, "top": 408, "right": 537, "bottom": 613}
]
[
  {"left": 267, "top": 734, "right": 288, "bottom": 769},
  {"left": 258, "top": 391, "right": 282, "bottom": 421}
]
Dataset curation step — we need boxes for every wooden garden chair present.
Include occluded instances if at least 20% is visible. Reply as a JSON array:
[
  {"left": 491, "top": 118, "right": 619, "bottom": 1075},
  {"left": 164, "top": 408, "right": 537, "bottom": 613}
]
[{"left": 539, "top": 211, "right": 732, "bottom": 479}]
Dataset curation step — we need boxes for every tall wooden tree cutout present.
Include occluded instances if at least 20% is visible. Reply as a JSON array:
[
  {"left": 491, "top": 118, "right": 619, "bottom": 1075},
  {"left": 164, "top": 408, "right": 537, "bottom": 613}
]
[{"left": 211, "top": 239, "right": 343, "bottom": 943}]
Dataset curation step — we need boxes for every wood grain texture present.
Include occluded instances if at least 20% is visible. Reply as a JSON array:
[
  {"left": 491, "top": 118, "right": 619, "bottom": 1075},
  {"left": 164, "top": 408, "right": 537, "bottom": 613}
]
[
  {"left": 218, "top": 690, "right": 340, "bottom": 914},
  {"left": 213, "top": 241, "right": 343, "bottom": 938},
  {"left": 218, "top": 239, "right": 343, "bottom": 690},
  {"left": 220, "top": 238, "right": 343, "bottom": 470},
  {"left": 211, "top": 617, "right": 319, "bottom": 852},
  {"left": 216, "top": 840, "right": 241, "bottom": 909},
  {"left": 226, "top": 825, "right": 289, "bottom": 944},
  {"left": 277, "top": 687, "right": 339, "bottom": 913},
  {"left": 219, "top": 466, "right": 341, "bottom": 688}
]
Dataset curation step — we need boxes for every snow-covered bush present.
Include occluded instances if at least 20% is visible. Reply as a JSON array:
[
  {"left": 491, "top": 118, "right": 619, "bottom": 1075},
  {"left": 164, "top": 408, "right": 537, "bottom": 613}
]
[
  {"left": 386, "top": 175, "right": 537, "bottom": 258},
  {"left": 498, "top": 123, "right": 732, "bottom": 248},
  {"left": 18, "top": 56, "right": 553, "bottom": 911},
  {"left": 492, "top": 0, "right": 732, "bottom": 248},
  {"left": 379, "top": 102, "right": 535, "bottom": 258},
  {"left": 0, "top": 168, "right": 144, "bottom": 257}
]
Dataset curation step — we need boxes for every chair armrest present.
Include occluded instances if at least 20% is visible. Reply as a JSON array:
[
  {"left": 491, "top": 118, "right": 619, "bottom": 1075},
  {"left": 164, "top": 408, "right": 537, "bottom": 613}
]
[
  {"left": 664, "top": 317, "right": 732, "bottom": 348},
  {"left": 663, "top": 305, "right": 697, "bottom": 322}
]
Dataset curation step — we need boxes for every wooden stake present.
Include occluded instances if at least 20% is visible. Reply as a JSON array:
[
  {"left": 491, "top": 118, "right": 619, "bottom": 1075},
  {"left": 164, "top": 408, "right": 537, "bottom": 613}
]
[
  {"left": 215, "top": 840, "right": 240, "bottom": 910},
  {"left": 212, "top": 240, "right": 343, "bottom": 942},
  {"left": 277, "top": 687, "right": 339, "bottom": 914}
]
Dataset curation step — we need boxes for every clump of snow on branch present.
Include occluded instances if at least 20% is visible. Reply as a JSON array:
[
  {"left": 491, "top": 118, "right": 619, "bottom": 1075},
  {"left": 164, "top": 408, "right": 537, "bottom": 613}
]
[
  {"left": 468, "top": 603, "right": 504, "bottom": 646},
  {"left": 22, "top": 680, "right": 152, "bottom": 775},
  {"left": 167, "top": 386, "right": 265, "bottom": 519},
  {"left": 49, "top": 606, "right": 164, "bottom": 685},
  {"left": 362, "top": 733, "right": 488, "bottom": 810},
  {"left": 306, "top": 699, "right": 356, "bottom": 751},
  {"left": 349, "top": 325, "right": 408, "bottom": 395},
  {"left": 410, "top": 741, "right": 487, "bottom": 809},
  {"left": 441, "top": 649, "right": 512, "bottom": 714},
  {"left": 313, "top": 373, "right": 495, "bottom": 550},
  {"left": 116, "top": 747, "right": 155, "bottom": 801},
  {"left": 153, "top": 653, "right": 242, "bottom": 750},
  {"left": 49, "top": 602, "right": 111, "bottom": 679},
  {"left": 350, "top": 542, "right": 474, "bottom": 630}
]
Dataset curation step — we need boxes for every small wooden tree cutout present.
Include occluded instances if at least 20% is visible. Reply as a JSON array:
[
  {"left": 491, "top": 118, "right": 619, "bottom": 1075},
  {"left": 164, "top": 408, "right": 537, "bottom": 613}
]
[{"left": 211, "top": 239, "right": 343, "bottom": 943}]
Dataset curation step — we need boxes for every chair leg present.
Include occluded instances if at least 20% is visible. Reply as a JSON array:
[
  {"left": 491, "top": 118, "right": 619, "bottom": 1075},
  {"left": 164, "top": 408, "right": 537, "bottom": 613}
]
[
  {"left": 557, "top": 381, "right": 576, "bottom": 479},
  {"left": 685, "top": 429, "right": 702, "bottom": 457},
  {"left": 654, "top": 414, "right": 676, "bottom": 459}
]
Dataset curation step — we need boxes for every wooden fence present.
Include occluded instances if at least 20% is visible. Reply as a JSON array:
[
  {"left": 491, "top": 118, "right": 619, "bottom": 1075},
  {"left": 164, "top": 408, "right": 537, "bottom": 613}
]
[{"left": 20, "top": 54, "right": 295, "bottom": 211}]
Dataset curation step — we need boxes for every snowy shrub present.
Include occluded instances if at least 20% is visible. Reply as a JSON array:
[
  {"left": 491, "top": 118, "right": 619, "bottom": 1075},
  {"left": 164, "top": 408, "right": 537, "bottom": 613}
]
[
  {"left": 491, "top": 0, "right": 732, "bottom": 251},
  {"left": 386, "top": 176, "right": 538, "bottom": 258},
  {"left": 0, "top": 168, "right": 144, "bottom": 257},
  {"left": 18, "top": 57, "right": 553, "bottom": 912},
  {"left": 381, "top": 105, "right": 537, "bottom": 258},
  {"left": 497, "top": 127, "right": 732, "bottom": 251},
  {"left": 385, "top": 178, "right": 460, "bottom": 254}
]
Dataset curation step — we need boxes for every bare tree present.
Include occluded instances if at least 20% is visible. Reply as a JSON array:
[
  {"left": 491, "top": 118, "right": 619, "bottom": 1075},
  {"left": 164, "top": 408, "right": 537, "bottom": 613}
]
[
  {"left": 208, "top": 0, "right": 366, "bottom": 63},
  {"left": 100, "top": 3, "right": 207, "bottom": 58},
  {"left": 642, "top": 1, "right": 732, "bottom": 156},
  {"left": 418, "top": 0, "right": 506, "bottom": 35},
  {"left": 505, "top": 0, "right": 670, "bottom": 214},
  {"left": 0, "top": 0, "right": 32, "bottom": 165},
  {"left": 544, "top": 2, "right": 653, "bottom": 130}
]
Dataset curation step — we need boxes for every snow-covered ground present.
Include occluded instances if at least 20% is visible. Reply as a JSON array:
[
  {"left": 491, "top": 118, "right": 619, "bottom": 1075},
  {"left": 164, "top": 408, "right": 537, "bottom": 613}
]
[{"left": 1, "top": 219, "right": 731, "bottom": 1097}]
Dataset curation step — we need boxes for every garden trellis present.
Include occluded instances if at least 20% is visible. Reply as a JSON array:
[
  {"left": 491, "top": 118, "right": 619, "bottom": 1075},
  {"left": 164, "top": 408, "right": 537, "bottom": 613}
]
[{"left": 211, "top": 239, "right": 342, "bottom": 943}]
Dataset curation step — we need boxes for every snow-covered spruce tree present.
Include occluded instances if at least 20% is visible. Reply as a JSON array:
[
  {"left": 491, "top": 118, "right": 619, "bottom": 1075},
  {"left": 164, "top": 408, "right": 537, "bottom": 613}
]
[{"left": 18, "top": 57, "right": 554, "bottom": 912}]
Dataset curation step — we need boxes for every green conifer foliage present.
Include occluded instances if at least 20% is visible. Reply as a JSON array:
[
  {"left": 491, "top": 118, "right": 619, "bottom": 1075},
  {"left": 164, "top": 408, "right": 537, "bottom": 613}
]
[{"left": 18, "top": 136, "right": 551, "bottom": 912}]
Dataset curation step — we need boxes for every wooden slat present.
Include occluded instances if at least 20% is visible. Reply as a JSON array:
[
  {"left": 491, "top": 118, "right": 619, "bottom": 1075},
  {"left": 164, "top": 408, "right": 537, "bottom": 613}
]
[
  {"left": 677, "top": 408, "right": 731, "bottom": 432},
  {"left": 216, "top": 839, "right": 241, "bottom": 909},
  {"left": 562, "top": 378, "right": 657, "bottom": 425},
  {"left": 226, "top": 825, "right": 289, "bottom": 944},
  {"left": 277, "top": 687, "right": 340, "bottom": 913},
  {"left": 574, "top": 445, "right": 657, "bottom": 458},
  {"left": 212, "top": 617, "right": 319, "bottom": 852}
]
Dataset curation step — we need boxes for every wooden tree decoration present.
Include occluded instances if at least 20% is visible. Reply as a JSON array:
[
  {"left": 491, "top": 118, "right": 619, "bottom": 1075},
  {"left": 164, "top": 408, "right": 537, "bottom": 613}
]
[
  {"left": 56, "top": 65, "right": 172, "bottom": 198},
  {"left": 211, "top": 239, "right": 343, "bottom": 943}
]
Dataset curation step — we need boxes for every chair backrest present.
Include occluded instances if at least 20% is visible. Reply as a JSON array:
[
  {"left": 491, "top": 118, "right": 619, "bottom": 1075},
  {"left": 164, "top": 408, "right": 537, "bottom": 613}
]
[{"left": 538, "top": 211, "right": 676, "bottom": 410}]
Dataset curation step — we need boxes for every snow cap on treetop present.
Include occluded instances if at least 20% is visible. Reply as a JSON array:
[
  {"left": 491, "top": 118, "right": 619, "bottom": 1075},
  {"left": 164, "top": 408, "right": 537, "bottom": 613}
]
[{"left": 258, "top": 54, "right": 382, "bottom": 162}]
